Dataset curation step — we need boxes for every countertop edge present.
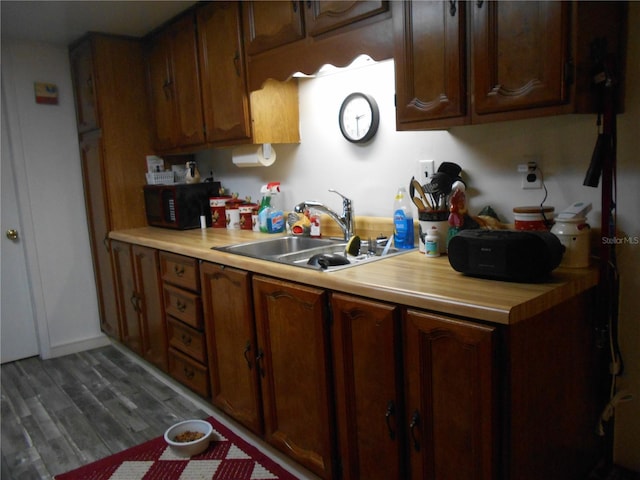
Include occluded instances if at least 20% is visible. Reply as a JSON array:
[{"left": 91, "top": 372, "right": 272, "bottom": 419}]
[{"left": 109, "top": 227, "right": 599, "bottom": 325}]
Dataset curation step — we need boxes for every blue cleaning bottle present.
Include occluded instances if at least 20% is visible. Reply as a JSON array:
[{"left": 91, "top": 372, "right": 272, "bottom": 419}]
[{"left": 393, "top": 187, "right": 415, "bottom": 249}]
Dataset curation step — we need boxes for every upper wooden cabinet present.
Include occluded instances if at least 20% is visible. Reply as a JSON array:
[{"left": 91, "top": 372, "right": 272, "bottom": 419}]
[
  {"left": 305, "top": 1, "right": 389, "bottom": 37},
  {"left": 243, "top": 1, "right": 305, "bottom": 55},
  {"left": 394, "top": 1, "right": 627, "bottom": 130},
  {"left": 69, "top": 41, "right": 99, "bottom": 133},
  {"left": 242, "top": 0, "right": 393, "bottom": 91},
  {"left": 197, "top": 2, "right": 252, "bottom": 144},
  {"left": 144, "top": 3, "right": 299, "bottom": 152},
  {"left": 244, "top": 0, "right": 388, "bottom": 55},
  {"left": 471, "top": 1, "right": 571, "bottom": 119},
  {"left": 393, "top": 1, "right": 467, "bottom": 127},
  {"left": 145, "top": 12, "right": 205, "bottom": 151}
]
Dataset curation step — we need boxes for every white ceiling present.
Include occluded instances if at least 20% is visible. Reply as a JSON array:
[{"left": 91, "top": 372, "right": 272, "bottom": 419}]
[{"left": 1, "top": 1, "right": 196, "bottom": 46}]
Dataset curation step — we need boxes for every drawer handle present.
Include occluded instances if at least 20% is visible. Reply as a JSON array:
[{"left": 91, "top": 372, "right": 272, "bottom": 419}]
[
  {"left": 181, "top": 334, "right": 192, "bottom": 346},
  {"left": 176, "top": 300, "right": 187, "bottom": 312},
  {"left": 173, "top": 264, "right": 185, "bottom": 277},
  {"left": 409, "top": 410, "right": 421, "bottom": 452},
  {"left": 243, "top": 341, "right": 252, "bottom": 370},
  {"left": 130, "top": 292, "right": 141, "bottom": 313},
  {"left": 256, "top": 349, "right": 265, "bottom": 378},
  {"left": 385, "top": 400, "right": 396, "bottom": 440},
  {"left": 183, "top": 367, "right": 195, "bottom": 379}
]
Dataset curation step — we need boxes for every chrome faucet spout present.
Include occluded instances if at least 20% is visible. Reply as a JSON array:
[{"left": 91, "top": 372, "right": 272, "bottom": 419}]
[{"left": 294, "top": 190, "right": 354, "bottom": 241}]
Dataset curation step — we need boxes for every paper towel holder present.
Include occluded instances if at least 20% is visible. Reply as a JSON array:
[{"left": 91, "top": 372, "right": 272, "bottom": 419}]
[{"left": 232, "top": 143, "right": 276, "bottom": 168}]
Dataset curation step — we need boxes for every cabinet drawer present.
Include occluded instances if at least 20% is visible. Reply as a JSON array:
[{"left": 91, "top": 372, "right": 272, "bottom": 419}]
[
  {"left": 168, "top": 317, "right": 207, "bottom": 364},
  {"left": 163, "top": 284, "right": 202, "bottom": 328},
  {"left": 168, "top": 347, "right": 210, "bottom": 398},
  {"left": 160, "top": 252, "right": 200, "bottom": 291}
]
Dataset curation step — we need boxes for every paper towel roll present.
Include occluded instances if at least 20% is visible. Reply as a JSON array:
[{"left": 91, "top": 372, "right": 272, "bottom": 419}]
[{"left": 232, "top": 144, "right": 276, "bottom": 168}]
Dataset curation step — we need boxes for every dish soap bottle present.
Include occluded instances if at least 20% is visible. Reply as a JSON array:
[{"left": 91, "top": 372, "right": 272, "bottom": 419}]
[{"left": 393, "top": 186, "right": 414, "bottom": 249}]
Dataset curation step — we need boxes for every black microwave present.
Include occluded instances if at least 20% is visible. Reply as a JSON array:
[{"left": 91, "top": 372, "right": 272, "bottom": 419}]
[{"left": 143, "top": 182, "right": 220, "bottom": 230}]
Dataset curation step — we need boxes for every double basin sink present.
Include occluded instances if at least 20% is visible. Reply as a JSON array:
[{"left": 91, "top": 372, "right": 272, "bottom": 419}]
[{"left": 213, "top": 235, "right": 413, "bottom": 272}]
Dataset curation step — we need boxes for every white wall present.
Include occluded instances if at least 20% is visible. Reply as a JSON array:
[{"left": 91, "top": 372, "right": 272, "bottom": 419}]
[
  {"left": 1, "top": 39, "right": 106, "bottom": 357},
  {"left": 198, "top": 5, "right": 639, "bottom": 470}
]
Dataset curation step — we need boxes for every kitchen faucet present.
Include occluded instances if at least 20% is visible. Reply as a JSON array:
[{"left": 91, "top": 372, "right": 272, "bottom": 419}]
[{"left": 294, "top": 189, "right": 354, "bottom": 241}]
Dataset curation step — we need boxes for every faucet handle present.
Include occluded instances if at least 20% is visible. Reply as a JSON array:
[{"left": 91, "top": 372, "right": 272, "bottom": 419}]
[{"left": 328, "top": 189, "right": 351, "bottom": 207}]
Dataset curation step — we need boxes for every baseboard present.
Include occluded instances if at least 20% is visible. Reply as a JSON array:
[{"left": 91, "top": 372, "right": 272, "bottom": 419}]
[{"left": 46, "top": 334, "right": 110, "bottom": 359}]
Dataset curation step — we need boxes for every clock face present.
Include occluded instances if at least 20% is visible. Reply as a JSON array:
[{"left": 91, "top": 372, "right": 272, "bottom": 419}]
[{"left": 339, "top": 93, "right": 380, "bottom": 143}]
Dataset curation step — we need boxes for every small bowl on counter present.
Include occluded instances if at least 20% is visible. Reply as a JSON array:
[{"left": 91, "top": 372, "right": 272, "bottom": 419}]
[{"left": 164, "top": 419, "right": 214, "bottom": 457}]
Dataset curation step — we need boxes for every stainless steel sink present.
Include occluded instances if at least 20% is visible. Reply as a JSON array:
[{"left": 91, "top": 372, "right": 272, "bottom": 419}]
[{"left": 213, "top": 235, "right": 414, "bottom": 271}]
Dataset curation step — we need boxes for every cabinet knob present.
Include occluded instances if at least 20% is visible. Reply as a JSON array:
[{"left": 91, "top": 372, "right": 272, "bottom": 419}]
[
  {"left": 5, "top": 229, "right": 18, "bottom": 241},
  {"left": 176, "top": 299, "right": 187, "bottom": 312},
  {"left": 174, "top": 264, "right": 185, "bottom": 277}
]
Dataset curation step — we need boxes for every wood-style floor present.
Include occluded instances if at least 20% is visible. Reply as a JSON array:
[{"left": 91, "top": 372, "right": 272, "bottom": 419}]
[{"left": 0, "top": 343, "right": 314, "bottom": 480}]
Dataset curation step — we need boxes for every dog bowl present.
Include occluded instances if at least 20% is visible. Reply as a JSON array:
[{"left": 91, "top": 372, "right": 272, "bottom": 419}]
[{"left": 164, "top": 419, "right": 214, "bottom": 457}]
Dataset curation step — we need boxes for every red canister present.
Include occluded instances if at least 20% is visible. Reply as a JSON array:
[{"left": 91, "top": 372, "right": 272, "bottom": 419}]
[
  {"left": 239, "top": 203, "right": 258, "bottom": 230},
  {"left": 513, "top": 206, "right": 554, "bottom": 231},
  {"left": 209, "top": 196, "right": 231, "bottom": 228}
]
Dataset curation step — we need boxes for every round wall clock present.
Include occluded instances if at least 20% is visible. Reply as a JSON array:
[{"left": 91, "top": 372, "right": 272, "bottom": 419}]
[{"left": 338, "top": 92, "right": 380, "bottom": 144}]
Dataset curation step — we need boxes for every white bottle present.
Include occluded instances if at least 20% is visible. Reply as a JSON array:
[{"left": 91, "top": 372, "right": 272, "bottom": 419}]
[
  {"left": 393, "top": 187, "right": 414, "bottom": 249},
  {"left": 425, "top": 226, "right": 439, "bottom": 257}
]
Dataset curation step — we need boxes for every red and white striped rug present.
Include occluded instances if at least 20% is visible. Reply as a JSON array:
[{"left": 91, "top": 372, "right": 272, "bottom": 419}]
[{"left": 55, "top": 417, "right": 299, "bottom": 480}]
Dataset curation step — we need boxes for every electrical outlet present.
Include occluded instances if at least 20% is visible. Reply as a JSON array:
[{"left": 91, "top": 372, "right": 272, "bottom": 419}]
[
  {"left": 417, "top": 160, "right": 435, "bottom": 184},
  {"left": 518, "top": 162, "right": 542, "bottom": 189}
]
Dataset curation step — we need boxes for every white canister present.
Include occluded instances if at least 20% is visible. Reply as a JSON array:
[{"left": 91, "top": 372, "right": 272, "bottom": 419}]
[
  {"left": 551, "top": 217, "right": 591, "bottom": 268},
  {"left": 418, "top": 211, "right": 449, "bottom": 254}
]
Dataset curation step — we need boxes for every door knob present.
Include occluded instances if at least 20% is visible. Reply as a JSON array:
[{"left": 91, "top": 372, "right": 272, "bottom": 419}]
[{"left": 6, "top": 229, "right": 18, "bottom": 241}]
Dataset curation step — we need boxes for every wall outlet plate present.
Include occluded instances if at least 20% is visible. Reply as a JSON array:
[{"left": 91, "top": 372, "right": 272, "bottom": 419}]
[
  {"left": 417, "top": 159, "right": 435, "bottom": 184},
  {"left": 518, "top": 161, "right": 542, "bottom": 189}
]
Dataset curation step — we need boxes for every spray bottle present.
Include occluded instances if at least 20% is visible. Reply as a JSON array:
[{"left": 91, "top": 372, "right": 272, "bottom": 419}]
[{"left": 258, "top": 182, "right": 284, "bottom": 233}]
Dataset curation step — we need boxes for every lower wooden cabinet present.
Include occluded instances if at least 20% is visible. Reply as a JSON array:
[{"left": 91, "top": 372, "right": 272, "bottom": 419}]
[
  {"left": 159, "top": 252, "right": 209, "bottom": 397},
  {"left": 200, "top": 263, "right": 263, "bottom": 435},
  {"left": 331, "top": 293, "right": 405, "bottom": 479},
  {"left": 168, "top": 347, "right": 210, "bottom": 398},
  {"left": 252, "top": 276, "right": 336, "bottom": 480},
  {"left": 403, "top": 309, "right": 496, "bottom": 480},
  {"left": 111, "top": 241, "right": 168, "bottom": 371},
  {"left": 109, "top": 245, "right": 603, "bottom": 479}
]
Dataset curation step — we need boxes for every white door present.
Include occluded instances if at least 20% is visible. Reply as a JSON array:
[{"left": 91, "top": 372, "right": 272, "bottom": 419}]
[{"left": 1, "top": 94, "right": 39, "bottom": 363}]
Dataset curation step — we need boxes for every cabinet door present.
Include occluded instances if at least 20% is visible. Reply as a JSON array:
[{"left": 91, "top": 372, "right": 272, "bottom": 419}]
[
  {"left": 145, "top": 32, "right": 176, "bottom": 151},
  {"left": 132, "top": 245, "right": 167, "bottom": 372},
  {"left": 471, "top": 1, "right": 571, "bottom": 117},
  {"left": 145, "top": 14, "right": 204, "bottom": 151},
  {"left": 305, "top": 0, "right": 389, "bottom": 37},
  {"left": 197, "top": 2, "right": 251, "bottom": 144},
  {"left": 253, "top": 276, "right": 335, "bottom": 479},
  {"left": 69, "top": 39, "right": 99, "bottom": 132},
  {"left": 201, "top": 263, "right": 262, "bottom": 435},
  {"left": 393, "top": 0, "right": 467, "bottom": 129},
  {"left": 169, "top": 13, "right": 205, "bottom": 148},
  {"left": 331, "top": 293, "right": 404, "bottom": 479},
  {"left": 404, "top": 310, "right": 496, "bottom": 480},
  {"left": 79, "top": 131, "right": 119, "bottom": 339},
  {"left": 242, "top": 1, "right": 305, "bottom": 55},
  {"left": 111, "top": 241, "right": 142, "bottom": 355}
]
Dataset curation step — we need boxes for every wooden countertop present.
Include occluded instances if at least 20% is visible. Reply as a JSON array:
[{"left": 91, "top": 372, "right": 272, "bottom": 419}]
[{"left": 110, "top": 226, "right": 599, "bottom": 325}]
